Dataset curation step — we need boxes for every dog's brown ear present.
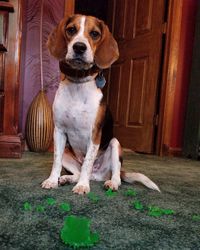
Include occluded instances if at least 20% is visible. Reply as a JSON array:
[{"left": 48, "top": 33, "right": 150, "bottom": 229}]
[
  {"left": 47, "top": 16, "right": 69, "bottom": 60},
  {"left": 95, "top": 22, "right": 119, "bottom": 69}
]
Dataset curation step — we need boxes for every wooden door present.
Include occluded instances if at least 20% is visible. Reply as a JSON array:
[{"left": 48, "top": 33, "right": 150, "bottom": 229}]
[{"left": 106, "top": 0, "right": 166, "bottom": 153}]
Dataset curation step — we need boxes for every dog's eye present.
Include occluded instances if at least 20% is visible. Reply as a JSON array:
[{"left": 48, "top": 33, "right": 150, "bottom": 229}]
[
  {"left": 90, "top": 30, "right": 100, "bottom": 40},
  {"left": 66, "top": 26, "right": 77, "bottom": 36}
]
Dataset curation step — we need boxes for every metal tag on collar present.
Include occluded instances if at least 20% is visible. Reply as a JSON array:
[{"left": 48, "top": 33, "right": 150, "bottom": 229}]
[{"left": 96, "top": 71, "right": 106, "bottom": 89}]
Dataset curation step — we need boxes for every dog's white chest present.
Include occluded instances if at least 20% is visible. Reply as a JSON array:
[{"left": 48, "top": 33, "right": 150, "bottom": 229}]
[{"left": 53, "top": 80, "right": 102, "bottom": 154}]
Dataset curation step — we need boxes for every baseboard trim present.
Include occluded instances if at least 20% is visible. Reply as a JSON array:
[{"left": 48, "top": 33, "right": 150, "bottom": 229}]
[
  {"left": 0, "top": 135, "right": 22, "bottom": 158},
  {"left": 168, "top": 147, "right": 182, "bottom": 157},
  {"left": 162, "top": 144, "right": 182, "bottom": 157}
]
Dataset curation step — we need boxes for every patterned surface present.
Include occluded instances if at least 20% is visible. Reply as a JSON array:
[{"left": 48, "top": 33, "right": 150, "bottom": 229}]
[
  {"left": 0, "top": 152, "right": 200, "bottom": 249},
  {"left": 25, "top": 91, "right": 53, "bottom": 152}
]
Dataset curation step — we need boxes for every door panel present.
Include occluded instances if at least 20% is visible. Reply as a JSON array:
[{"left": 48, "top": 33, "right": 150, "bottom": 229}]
[
  {"left": 106, "top": 0, "right": 166, "bottom": 153},
  {"left": 127, "top": 57, "right": 147, "bottom": 126},
  {"left": 135, "top": 0, "right": 153, "bottom": 36}
]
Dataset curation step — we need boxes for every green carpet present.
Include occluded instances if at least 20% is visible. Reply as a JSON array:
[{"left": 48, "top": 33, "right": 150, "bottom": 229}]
[{"left": 0, "top": 152, "right": 200, "bottom": 250}]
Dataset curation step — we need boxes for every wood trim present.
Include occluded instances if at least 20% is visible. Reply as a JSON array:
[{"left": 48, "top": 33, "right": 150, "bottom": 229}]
[
  {"left": 4, "top": 0, "right": 22, "bottom": 134},
  {"left": 14, "top": 0, "right": 23, "bottom": 135},
  {"left": 0, "top": 2, "right": 14, "bottom": 12},
  {"left": 65, "top": 0, "right": 75, "bottom": 16},
  {"left": 163, "top": 145, "right": 182, "bottom": 157},
  {"left": 0, "top": 135, "right": 22, "bottom": 158},
  {"left": 156, "top": 0, "right": 184, "bottom": 156},
  {"left": 168, "top": 147, "right": 182, "bottom": 157},
  {"left": 0, "top": 0, "right": 23, "bottom": 158}
]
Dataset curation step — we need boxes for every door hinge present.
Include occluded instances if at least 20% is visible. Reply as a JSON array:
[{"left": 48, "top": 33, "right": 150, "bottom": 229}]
[
  {"left": 154, "top": 114, "right": 159, "bottom": 126},
  {"left": 162, "top": 22, "right": 167, "bottom": 34}
]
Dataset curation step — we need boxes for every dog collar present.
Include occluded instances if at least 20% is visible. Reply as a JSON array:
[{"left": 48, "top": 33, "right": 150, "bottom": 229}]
[
  {"left": 59, "top": 60, "right": 106, "bottom": 88},
  {"left": 59, "top": 60, "right": 100, "bottom": 79}
]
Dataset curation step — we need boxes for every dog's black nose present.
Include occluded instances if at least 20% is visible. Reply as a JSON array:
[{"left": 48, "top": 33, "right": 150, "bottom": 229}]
[{"left": 73, "top": 42, "right": 87, "bottom": 55}]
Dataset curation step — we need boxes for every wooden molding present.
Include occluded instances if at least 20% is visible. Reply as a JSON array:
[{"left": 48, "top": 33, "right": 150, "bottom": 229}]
[
  {"left": 3, "top": 0, "right": 22, "bottom": 135},
  {"left": 156, "top": 0, "right": 184, "bottom": 156},
  {"left": 0, "top": 0, "right": 23, "bottom": 158},
  {"left": 168, "top": 147, "right": 182, "bottom": 157},
  {"left": 0, "top": 135, "right": 22, "bottom": 158},
  {"left": 65, "top": 0, "right": 75, "bottom": 16},
  {"left": 0, "top": 2, "right": 14, "bottom": 12},
  {"left": 162, "top": 144, "right": 182, "bottom": 157}
]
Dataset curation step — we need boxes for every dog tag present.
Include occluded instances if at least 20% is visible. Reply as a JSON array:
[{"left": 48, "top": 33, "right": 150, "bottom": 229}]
[{"left": 96, "top": 73, "right": 106, "bottom": 89}]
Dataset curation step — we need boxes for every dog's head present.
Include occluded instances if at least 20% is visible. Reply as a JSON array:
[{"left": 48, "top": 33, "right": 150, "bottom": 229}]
[{"left": 47, "top": 14, "right": 119, "bottom": 70}]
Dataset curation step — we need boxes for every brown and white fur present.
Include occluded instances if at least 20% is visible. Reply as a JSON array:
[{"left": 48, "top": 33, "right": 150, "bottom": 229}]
[{"left": 41, "top": 14, "right": 160, "bottom": 194}]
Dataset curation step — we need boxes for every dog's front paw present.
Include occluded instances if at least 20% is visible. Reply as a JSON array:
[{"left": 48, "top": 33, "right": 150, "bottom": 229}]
[
  {"left": 41, "top": 178, "right": 58, "bottom": 189},
  {"left": 59, "top": 175, "right": 79, "bottom": 185},
  {"left": 104, "top": 178, "right": 121, "bottom": 191},
  {"left": 72, "top": 183, "right": 90, "bottom": 195}
]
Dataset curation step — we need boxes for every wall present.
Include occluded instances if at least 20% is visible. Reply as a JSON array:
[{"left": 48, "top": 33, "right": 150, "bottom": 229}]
[
  {"left": 170, "top": 0, "right": 198, "bottom": 152},
  {"left": 20, "top": 0, "right": 65, "bottom": 134}
]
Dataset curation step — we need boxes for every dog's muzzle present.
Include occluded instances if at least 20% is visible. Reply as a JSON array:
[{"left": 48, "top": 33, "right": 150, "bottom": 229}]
[{"left": 73, "top": 42, "right": 87, "bottom": 55}]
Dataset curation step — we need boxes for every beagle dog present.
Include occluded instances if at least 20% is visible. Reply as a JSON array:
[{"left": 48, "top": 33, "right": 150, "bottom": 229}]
[{"left": 41, "top": 14, "right": 160, "bottom": 194}]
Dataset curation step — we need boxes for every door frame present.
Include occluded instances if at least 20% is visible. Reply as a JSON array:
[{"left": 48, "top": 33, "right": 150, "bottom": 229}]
[
  {"left": 65, "top": 0, "right": 184, "bottom": 156},
  {"left": 156, "top": 0, "right": 184, "bottom": 156},
  {"left": 65, "top": 0, "right": 75, "bottom": 16}
]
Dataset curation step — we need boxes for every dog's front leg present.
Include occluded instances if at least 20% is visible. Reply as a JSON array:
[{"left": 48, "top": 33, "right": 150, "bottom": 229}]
[
  {"left": 41, "top": 126, "right": 66, "bottom": 189},
  {"left": 72, "top": 141, "right": 99, "bottom": 194},
  {"left": 72, "top": 104, "right": 106, "bottom": 194}
]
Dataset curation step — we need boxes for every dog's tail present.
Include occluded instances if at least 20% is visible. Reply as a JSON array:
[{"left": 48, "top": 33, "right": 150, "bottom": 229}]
[{"left": 120, "top": 171, "right": 160, "bottom": 192}]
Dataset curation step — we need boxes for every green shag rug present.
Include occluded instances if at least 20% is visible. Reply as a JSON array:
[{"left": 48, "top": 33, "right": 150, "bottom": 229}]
[{"left": 0, "top": 152, "right": 200, "bottom": 250}]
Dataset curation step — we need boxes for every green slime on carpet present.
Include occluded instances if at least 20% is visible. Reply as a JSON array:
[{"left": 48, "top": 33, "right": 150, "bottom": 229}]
[
  {"left": 36, "top": 205, "right": 45, "bottom": 212},
  {"left": 132, "top": 201, "right": 174, "bottom": 216},
  {"left": 192, "top": 215, "right": 200, "bottom": 221},
  {"left": 87, "top": 192, "right": 100, "bottom": 202},
  {"left": 105, "top": 188, "right": 117, "bottom": 197},
  {"left": 124, "top": 189, "right": 137, "bottom": 197},
  {"left": 133, "top": 200, "right": 144, "bottom": 210},
  {"left": 23, "top": 202, "right": 32, "bottom": 211},
  {"left": 60, "top": 202, "right": 71, "bottom": 212},
  {"left": 60, "top": 215, "right": 99, "bottom": 248},
  {"left": 46, "top": 197, "right": 56, "bottom": 206},
  {"left": 148, "top": 206, "right": 174, "bottom": 217}
]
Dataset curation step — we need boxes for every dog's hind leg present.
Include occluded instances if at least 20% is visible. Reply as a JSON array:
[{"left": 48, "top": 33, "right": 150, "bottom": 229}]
[
  {"left": 59, "top": 150, "right": 81, "bottom": 185},
  {"left": 91, "top": 138, "right": 122, "bottom": 191},
  {"left": 103, "top": 138, "right": 122, "bottom": 191}
]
